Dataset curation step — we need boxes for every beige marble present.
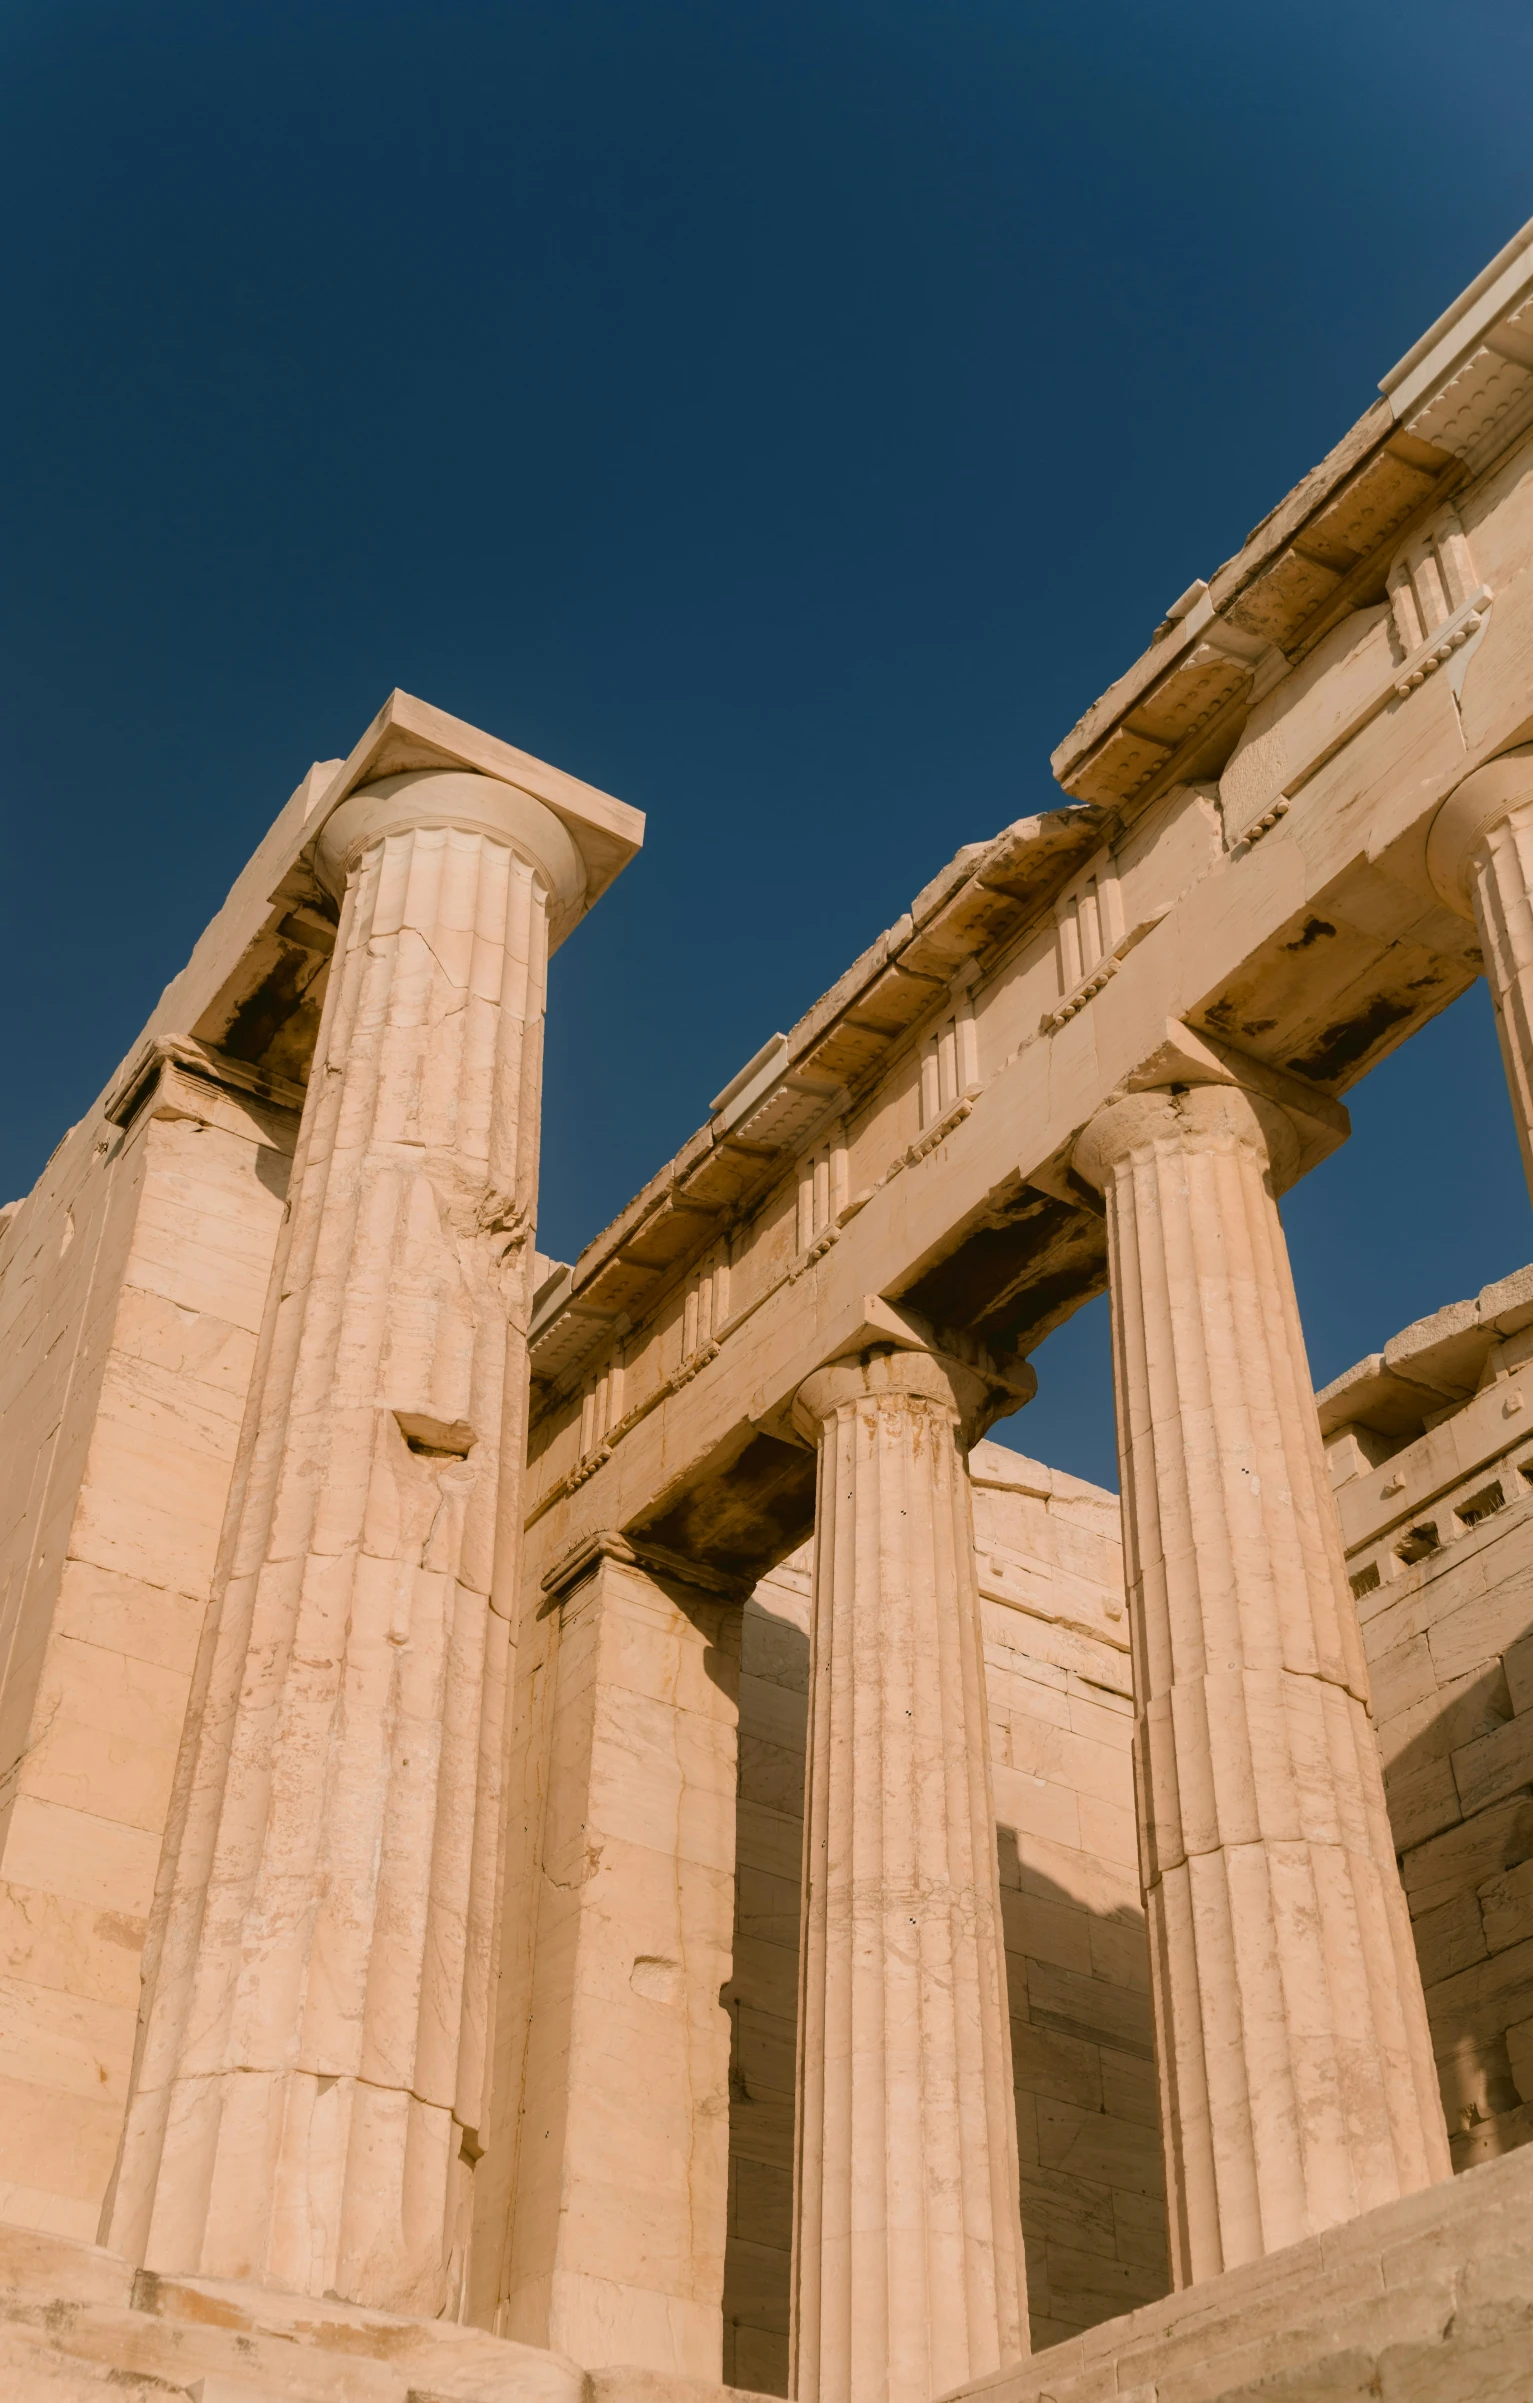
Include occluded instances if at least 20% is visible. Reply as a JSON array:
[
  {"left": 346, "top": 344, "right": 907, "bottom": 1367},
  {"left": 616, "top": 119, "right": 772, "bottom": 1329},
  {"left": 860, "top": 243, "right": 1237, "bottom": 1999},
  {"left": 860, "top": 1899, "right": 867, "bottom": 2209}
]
[
  {"left": 1319, "top": 1261, "right": 1533, "bottom": 2176},
  {"left": 1428, "top": 745, "right": 1533, "bottom": 1200},
  {"left": 10, "top": 225, "right": 1533, "bottom": 2400},
  {"left": 0, "top": 1072, "right": 296, "bottom": 2240},
  {"left": 0, "top": 2215, "right": 774, "bottom": 2403},
  {"left": 1073, "top": 1080, "right": 1450, "bottom": 2284},
  {"left": 495, "top": 1542, "right": 739, "bottom": 2376},
  {"left": 937, "top": 2136, "right": 1533, "bottom": 2403},
  {"left": 788, "top": 1344, "right": 1028, "bottom": 2403},
  {"left": 106, "top": 771, "right": 588, "bottom": 2313},
  {"left": 721, "top": 1450, "right": 1168, "bottom": 2389},
  {"left": 6, "top": 2138, "right": 1533, "bottom": 2399}
]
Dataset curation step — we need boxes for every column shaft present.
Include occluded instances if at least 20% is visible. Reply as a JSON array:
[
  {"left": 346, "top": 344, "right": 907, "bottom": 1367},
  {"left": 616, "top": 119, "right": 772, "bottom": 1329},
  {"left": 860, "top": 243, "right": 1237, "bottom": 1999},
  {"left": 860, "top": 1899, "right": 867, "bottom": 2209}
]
[
  {"left": 791, "top": 1349, "right": 1027, "bottom": 2403},
  {"left": 1075, "top": 1083, "right": 1448, "bottom": 2287},
  {"left": 496, "top": 1548, "right": 739, "bottom": 2375},
  {"left": 1427, "top": 750, "right": 1533, "bottom": 1204},
  {"left": 108, "top": 792, "right": 554, "bottom": 2313},
  {"left": 1462, "top": 805, "right": 1533, "bottom": 1201}
]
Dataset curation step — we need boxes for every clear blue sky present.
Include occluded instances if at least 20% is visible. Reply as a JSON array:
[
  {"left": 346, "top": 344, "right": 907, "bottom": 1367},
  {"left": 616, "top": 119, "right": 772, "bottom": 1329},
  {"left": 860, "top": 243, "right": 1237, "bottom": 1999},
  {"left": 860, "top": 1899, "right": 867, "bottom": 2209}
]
[{"left": 4, "top": 1, "right": 1532, "bottom": 1488}]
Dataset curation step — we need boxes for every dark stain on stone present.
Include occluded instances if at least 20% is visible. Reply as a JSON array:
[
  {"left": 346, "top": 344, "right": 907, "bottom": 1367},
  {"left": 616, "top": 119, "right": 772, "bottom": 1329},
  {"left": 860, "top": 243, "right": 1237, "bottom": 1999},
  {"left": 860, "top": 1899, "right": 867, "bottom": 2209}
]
[
  {"left": 1282, "top": 917, "right": 1337, "bottom": 952},
  {"left": 1286, "top": 992, "right": 1415, "bottom": 1085},
  {"left": 635, "top": 1430, "right": 816, "bottom": 1588},
  {"left": 899, "top": 1185, "right": 1108, "bottom": 1363}
]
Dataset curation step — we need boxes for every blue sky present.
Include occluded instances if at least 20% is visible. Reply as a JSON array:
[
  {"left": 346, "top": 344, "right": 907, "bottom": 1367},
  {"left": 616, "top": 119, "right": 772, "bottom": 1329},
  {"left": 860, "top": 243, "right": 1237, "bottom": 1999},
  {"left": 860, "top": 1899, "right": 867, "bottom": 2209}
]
[{"left": 4, "top": 0, "right": 1532, "bottom": 1486}]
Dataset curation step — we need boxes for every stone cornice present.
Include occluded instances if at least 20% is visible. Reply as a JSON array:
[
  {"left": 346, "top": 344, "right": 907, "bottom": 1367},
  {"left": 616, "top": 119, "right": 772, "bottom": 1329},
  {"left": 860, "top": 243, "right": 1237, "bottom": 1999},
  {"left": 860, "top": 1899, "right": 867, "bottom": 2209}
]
[
  {"left": 1051, "top": 221, "right": 1533, "bottom": 821},
  {"left": 1051, "top": 415, "right": 1459, "bottom": 813}
]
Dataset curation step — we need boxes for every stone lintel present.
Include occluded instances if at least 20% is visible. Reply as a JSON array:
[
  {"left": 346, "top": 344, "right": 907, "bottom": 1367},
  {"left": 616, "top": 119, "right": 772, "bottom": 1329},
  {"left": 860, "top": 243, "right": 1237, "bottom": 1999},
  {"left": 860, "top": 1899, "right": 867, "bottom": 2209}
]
[
  {"left": 523, "top": 803, "right": 1480, "bottom": 1583},
  {"left": 536, "top": 808, "right": 1109, "bottom": 1397},
  {"left": 103, "top": 1032, "right": 307, "bottom": 1130},
  {"left": 540, "top": 1525, "right": 753, "bottom": 1605}
]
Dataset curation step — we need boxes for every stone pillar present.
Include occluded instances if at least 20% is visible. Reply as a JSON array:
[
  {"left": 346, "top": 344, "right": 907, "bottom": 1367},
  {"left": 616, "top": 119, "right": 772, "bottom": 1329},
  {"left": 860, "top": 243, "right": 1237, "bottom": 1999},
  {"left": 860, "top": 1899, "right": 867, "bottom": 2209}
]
[
  {"left": 1072, "top": 1079, "right": 1450, "bottom": 2289},
  {"left": 106, "top": 768, "right": 587, "bottom": 2315},
  {"left": 1427, "top": 744, "right": 1533, "bottom": 1204},
  {"left": 788, "top": 1341, "right": 1029, "bottom": 2403},
  {"left": 496, "top": 1539, "right": 739, "bottom": 2376}
]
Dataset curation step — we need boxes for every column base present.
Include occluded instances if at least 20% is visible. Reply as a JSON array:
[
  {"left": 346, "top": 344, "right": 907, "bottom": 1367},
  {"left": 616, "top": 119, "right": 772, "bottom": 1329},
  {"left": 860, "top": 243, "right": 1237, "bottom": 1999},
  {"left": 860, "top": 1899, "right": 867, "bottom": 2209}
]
[{"left": 0, "top": 2224, "right": 778, "bottom": 2403}]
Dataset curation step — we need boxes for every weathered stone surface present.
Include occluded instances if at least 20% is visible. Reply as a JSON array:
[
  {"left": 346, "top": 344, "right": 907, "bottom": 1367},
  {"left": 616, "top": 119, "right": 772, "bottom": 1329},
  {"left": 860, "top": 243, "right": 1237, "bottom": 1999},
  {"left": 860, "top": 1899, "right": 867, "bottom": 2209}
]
[
  {"left": 720, "top": 1443, "right": 1167, "bottom": 2387},
  {"left": 787, "top": 1346, "right": 1027, "bottom": 2403},
  {"left": 104, "top": 785, "right": 584, "bottom": 2318},
  {"left": 496, "top": 1552, "right": 739, "bottom": 2377},
  {"left": 936, "top": 2142, "right": 1533, "bottom": 2403},
  {"left": 1326, "top": 1245, "right": 1533, "bottom": 2177},
  {"left": 0, "top": 2216, "right": 777, "bottom": 2403},
  {"left": 10, "top": 225, "right": 1533, "bottom": 2403},
  {"left": 1073, "top": 1080, "right": 1448, "bottom": 2287}
]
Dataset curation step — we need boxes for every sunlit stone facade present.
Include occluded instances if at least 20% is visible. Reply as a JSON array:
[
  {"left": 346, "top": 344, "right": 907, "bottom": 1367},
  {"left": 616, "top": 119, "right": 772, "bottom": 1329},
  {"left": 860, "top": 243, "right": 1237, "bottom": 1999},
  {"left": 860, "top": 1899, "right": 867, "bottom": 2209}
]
[{"left": 8, "top": 228, "right": 1533, "bottom": 2399}]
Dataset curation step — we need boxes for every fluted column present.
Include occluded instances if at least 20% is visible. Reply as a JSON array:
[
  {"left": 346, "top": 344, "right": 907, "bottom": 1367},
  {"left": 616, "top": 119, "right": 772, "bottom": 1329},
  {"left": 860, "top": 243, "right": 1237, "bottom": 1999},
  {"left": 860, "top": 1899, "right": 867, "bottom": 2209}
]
[
  {"left": 1427, "top": 744, "right": 1533, "bottom": 1203},
  {"left": 106, "top": 768, "right": 587, "bottom": 2314},
  {"left": 1073, "top": 1081, "right": 1449, "bottom": 2289},
  {"left": 789, "top": 1342, "right": 1029, "bottom": 2403}
]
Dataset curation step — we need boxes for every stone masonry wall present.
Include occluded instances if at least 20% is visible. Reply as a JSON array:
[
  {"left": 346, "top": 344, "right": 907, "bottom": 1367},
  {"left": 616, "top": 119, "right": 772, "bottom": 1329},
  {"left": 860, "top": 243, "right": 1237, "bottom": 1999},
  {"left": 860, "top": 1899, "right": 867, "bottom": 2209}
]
[
  {"left": 1323, "top": 1271, "right": 1533, "bottom": 2178},
  {"left": 0, "top": 1073, "right": 294, "bottom": 2239}
]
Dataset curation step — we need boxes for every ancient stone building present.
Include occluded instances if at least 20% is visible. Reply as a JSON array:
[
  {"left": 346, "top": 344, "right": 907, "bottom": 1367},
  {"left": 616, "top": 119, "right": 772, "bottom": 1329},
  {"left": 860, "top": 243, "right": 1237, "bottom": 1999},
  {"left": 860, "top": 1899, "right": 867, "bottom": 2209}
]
[{"left": 5, "top": 221, "right": 1533, "bottom": 2397}]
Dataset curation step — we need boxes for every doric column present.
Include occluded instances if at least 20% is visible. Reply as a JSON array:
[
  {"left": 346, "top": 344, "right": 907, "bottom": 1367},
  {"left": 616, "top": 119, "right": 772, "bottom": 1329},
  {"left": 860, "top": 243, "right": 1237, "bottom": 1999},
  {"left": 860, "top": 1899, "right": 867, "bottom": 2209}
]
[
  {"left": 494, "top": 1537, "right": 740, "bottom": 2376},
  {"left": 1072, "top": 1080, "right": 1449, "bottom": 2288},
  {"left": 1427, "top": 744, "right": 1533, "bottom": 1202},
  {"left": 106, "top": 768, "right": 588, "bottom": 2314},
  {"left": 789, "top": 1338, "right": 1030, "bottom": 2403}
]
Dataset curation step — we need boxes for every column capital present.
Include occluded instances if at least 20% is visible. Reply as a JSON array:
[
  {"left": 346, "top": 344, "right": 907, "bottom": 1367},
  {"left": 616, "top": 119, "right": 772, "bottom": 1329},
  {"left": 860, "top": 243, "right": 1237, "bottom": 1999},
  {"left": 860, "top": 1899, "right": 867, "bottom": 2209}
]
[
  {"left": 315, "top": 766, "right": 587, "bottom": 934},
  {"left": 1073, "top": 1077, "right": 1300, "bottom": 1195},
  {"left": 1426, "top": 743, "right": 1533, "bottom": 917},
  {"left": 791, "top": 1324, "right": 1034, "bottom": 1449}
]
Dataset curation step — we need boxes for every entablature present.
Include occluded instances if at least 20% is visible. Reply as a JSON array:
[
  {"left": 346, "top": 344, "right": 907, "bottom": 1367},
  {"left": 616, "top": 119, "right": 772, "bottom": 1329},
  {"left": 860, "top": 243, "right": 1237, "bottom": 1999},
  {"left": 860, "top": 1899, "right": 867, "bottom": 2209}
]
[
  {"left": 518, "top": 222, "right": 1533, "bottom": 1595},
  {"left": 1052, "top": 219, "right": 1533, "bottom": 824},
  {"left": 528, "top": 803, "right": 1111, "bottom": 1412}
]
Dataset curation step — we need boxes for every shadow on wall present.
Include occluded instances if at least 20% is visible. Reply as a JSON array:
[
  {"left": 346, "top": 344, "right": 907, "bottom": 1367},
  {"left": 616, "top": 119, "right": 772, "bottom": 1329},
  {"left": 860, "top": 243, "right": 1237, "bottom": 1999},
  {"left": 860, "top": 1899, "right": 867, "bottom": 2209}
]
[
  {"left": 997, "top": 1827, "right": 1171, "bottom": 2347},
  {"left": 717, "top": 1570, "right": 1172, "bottom": 2391},
  {"left": 721, "top": 1581, "right": 808, "bottom": 2399}
]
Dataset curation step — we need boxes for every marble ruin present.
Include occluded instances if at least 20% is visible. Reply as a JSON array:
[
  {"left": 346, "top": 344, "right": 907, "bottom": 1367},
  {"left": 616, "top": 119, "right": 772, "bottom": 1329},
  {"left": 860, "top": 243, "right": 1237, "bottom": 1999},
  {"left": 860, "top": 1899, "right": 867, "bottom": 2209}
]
[{"left": 5, "top": 222, "right": 1533, "bottom": 2400}]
